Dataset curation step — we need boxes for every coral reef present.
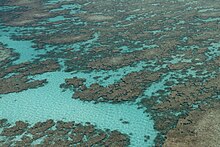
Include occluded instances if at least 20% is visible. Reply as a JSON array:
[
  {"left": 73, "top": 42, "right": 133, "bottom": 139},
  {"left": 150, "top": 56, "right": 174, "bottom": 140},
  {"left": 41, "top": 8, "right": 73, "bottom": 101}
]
[
  {"left": 0, "top": 119, "right": 130, "bottom": 147},
  {"left": 1, "top": 0, "right": 220, "bottom": 145}
]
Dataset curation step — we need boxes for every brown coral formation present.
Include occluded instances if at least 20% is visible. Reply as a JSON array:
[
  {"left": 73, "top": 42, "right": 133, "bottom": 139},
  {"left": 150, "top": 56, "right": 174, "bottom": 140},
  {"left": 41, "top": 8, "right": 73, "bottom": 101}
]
[
  {"left": 0, "top": 75, "right": 47, "bottom": 94},
  {"left": 0, "top": 119, "right": 130, "bottom": 147},
  {"left": 1, "top": 121, "right": 29, "bottom": 137},
  {"left": 28, "top": 119, "right": 55, "bottom": 135},
  {"left": 61, "top": 71, "right": 163, "bottom": 102},
  {"left": 0, "top": 59, "right": 60, "bottom": 94},
  {"left": 60, "top": 77, "right": 86, "bottom": 90}
]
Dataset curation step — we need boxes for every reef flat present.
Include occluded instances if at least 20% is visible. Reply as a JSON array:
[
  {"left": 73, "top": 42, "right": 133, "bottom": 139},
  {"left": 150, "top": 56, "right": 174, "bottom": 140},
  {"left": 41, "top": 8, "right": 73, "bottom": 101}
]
[{"left": 0, "top": 0, "right": 220, "bottom": 146}]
